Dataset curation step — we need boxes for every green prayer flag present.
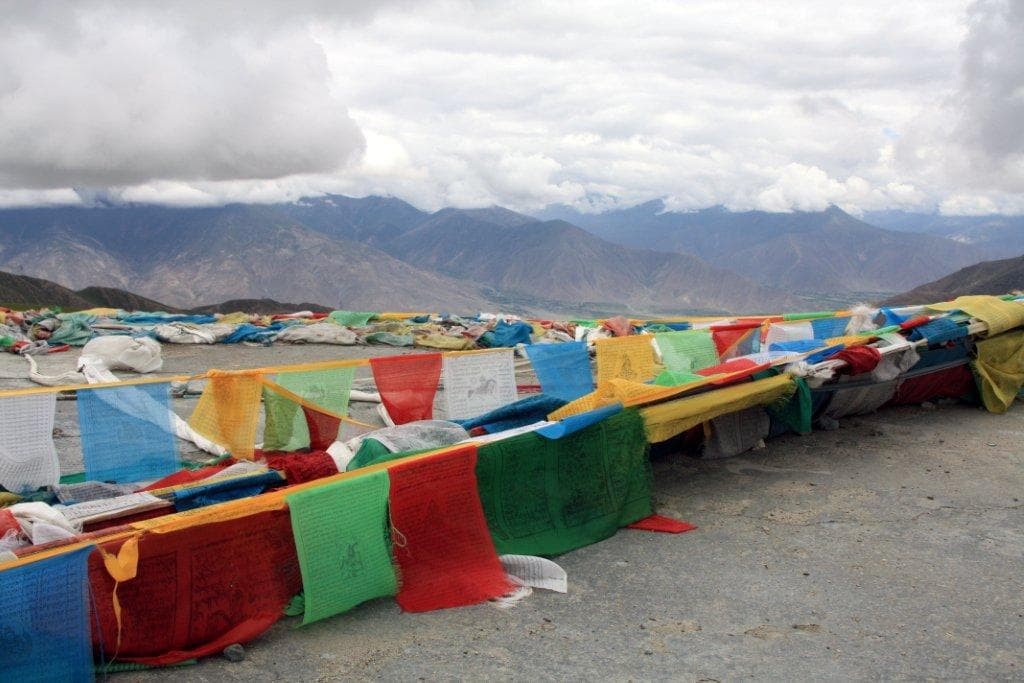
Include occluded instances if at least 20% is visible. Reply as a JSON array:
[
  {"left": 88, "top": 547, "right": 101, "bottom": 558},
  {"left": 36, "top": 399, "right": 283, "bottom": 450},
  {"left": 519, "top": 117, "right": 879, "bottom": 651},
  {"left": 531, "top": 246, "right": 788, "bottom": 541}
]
[
  {"left": 782, "top": 311, "right": 834, "bottom": 321},
  {"left": 263, "top": 368, "right": 354, "bottom": 451},
  {"left": 766, "top": 375, "right": 812, "bottom": 434},
  {"left": 476, "top": 409, "right": 652, "bottom": 556},
  {"left": 654, "top": 330, "right": 719, "bottom": 371},
  {"left": 329, "top": 310, "right": 377, "bottom": 327},
  {"left": 287, "top": 471, "right": 398, "bottom": 624},
  {"left": 654, "top": 370, "right": 703, "bottom": 386}
]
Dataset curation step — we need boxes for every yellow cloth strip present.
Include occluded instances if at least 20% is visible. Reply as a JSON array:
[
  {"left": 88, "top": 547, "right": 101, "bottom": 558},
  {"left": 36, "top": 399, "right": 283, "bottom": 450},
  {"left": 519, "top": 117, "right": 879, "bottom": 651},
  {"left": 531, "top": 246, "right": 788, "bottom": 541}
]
[
  {"left": 376, "top": 311, "right": 429, "bottom": 320},
  {"left": 188, "top": 371, "right": 263, "bottom": 460},
  {"left": 76, "top": 307, "right": 121, "bottom": 316},
  {"left": 640, "top": 374, "right": 795, "bottom": 443},
  {"left": 972, "top": 330, "right": 1024, "bottom": 414},
  {"left": 825, "top": 335, "right": 874, "bottom": 347},
  {"left": 927, "top": 295, "right": 1024, "bottom": 337}
]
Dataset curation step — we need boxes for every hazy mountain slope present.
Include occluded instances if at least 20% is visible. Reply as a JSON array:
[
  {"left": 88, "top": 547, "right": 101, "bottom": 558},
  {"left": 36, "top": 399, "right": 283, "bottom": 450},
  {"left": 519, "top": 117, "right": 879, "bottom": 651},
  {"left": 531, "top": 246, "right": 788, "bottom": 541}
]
[
  {"left": 538, "top": 202, "right": 986, "bottom": 293},
  {"left": 277, "top": 195, "right": 430, "bottom": 247},
  {"left": 75, "top": 286, "right": 179, "bottom": 312},
  {"left": 864, "top": 211, "right": 1024, "bottom": 257},
  {"left": 0, "top": 204, "right": 504, "bottom": 311},
  {"left": 881, "top": 254, "right": 1024, "bottom": 305},
  {"left": 382, "top": 212, "right": 796, "bottom": 313},
  {"left": 0, "top": 270, "right": 94, "bottom": 309},
  {"left": 189, "top": 299, "right": 333, "bottom": 314}
]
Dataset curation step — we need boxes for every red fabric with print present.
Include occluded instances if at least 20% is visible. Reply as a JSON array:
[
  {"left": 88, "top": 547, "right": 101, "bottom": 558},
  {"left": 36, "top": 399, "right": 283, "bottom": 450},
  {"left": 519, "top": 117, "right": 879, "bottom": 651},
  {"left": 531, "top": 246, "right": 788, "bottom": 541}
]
[
  {"left": 627, "top": 514, "right": 697, "bottom": 533},
  {"left": 301, "top": 405, "right": 342, "bottom": 450},
  {"left": 369, "top": 353, "right": 442, "bottom": 425},
  {"left": 899, "top": 316, "right": 931, "bottom": 331},
  {"left": 140, "top": 464, "right": 235, "bottom": 492},
  {"left": 88, "top": 508, "right": 301, "bottom": 665},
  {"left": 833, "top": 345, "right": 883, "bottom": 375},
  {"left": 264, "top": 450, "right": 338, "bottom": 484},
  {"left": 888, "top": 364, "right": 977, "bottom": 405},
  {"left": 387, "top": 445, "right": 512, "bottom": 612}
]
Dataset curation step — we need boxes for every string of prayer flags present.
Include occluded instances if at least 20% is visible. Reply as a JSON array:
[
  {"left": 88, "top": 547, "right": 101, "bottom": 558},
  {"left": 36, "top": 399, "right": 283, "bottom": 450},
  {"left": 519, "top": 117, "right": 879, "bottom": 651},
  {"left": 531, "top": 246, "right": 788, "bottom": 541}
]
[
  {"left": 442, "top": 349, "right": 517, "bottom": 420},
  {"left": 0, "top": 393, "right": 60, "bottom": 494},
  {"left": 286, "top": 470, "right": 397, "bottom": 625},
  {"left": 78, "top": 383, "right": 179, "bottom": 484},
  {"left": 595, "top": 336, "right": 657, "bottom": 384},
  {"left": 188, "top": 371, "right": 262, "bottom": 460},
  {"left": 387, "top": 445, "right": 511, "bottom": 612},
  {"left": 525, "top": 341, "right": 594, "bottom": 401},
  {"left": 263, "top": 368, "right": 354, "bottom": 452},
  {"left": 0, "top": 546, "right": 94, "bottom": 680},
  {"left": 653, "top": 330, "right": 718, "bottom": 372},
  {"left": 369, "top": 353, "right": 442, "bottom": 425}
]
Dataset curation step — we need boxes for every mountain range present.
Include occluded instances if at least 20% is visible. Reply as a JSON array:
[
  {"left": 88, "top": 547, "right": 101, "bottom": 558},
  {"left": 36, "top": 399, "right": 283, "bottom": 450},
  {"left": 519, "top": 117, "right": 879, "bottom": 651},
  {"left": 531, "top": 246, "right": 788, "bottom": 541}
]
[
  {"left": 882, "top": 254, "right": 1024, "bottom": 305},
  {"left": 535, "top": 202, "right": 990, "bottom": 301},
  {"left": 864, "top": 211, "right": 1024, "bottom": 256},
  {"left": 0, "top": 195, "right": 1018, "bottom": 316}
]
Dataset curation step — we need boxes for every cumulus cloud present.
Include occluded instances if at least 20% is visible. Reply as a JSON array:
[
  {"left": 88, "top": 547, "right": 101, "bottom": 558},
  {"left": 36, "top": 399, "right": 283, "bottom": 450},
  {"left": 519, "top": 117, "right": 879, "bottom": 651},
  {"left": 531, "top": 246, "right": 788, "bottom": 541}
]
[
  {"left": 2, "top": 0, "right": 1021, "bottom": 215},
  {"left": 0, "top": 1, "right": 371, "bottom": 190},
  {"left": 897, "top": 0, "right": 1024, "bottom": 209}
]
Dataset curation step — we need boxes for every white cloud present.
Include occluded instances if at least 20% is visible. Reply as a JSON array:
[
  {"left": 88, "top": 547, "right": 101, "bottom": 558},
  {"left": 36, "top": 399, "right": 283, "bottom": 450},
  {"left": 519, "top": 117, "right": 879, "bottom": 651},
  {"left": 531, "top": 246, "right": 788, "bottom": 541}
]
[{"left": 2, "top": 0, "right": 1021, "bottom": 215}]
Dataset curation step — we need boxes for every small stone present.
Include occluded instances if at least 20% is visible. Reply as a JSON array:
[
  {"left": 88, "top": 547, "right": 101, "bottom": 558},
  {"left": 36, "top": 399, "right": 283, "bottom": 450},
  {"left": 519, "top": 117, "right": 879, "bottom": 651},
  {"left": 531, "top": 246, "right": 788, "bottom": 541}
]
[
  {"left": 920, "top": 401, "right": 935, "bottom": 410},
  {"left": 987, "top": 442, "right": 997, "bottom": 447},
  {"left": 223, "top": 643, "right": 245, "bottom": 662}
]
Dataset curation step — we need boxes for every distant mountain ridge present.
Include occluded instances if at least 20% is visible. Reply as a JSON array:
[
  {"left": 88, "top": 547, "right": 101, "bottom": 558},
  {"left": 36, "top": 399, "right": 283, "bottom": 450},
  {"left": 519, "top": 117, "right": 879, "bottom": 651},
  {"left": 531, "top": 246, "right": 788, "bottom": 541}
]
[
  {"left": 0, "top": 195, "right": 1007, "bottom": 316},
  {"left": 280, "top": 196, "right": 795, "bottom": 314},
  {"left": 881, "top": 255, "right": 1024, "bottom": 305},
  {"left": 864, "top": 211, "right": 1024, "bottom": 257},
  {"left": 537, "top": 202, "right": 987, "bottom": 298}
]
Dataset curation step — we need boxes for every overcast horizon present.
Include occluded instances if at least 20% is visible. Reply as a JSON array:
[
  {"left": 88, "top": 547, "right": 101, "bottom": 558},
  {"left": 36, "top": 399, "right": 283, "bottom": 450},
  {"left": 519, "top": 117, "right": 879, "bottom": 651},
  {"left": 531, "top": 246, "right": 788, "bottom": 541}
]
[{"left": 1, "top": 1, "right": 1022, "bottom": 216}]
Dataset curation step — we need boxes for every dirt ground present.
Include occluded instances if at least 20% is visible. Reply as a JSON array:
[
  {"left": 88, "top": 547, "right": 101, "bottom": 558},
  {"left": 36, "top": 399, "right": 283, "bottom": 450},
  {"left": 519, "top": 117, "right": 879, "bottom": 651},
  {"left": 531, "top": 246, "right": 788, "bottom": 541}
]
[{"left": 2, "top": 343, "right": 1022, "bottom": 680}]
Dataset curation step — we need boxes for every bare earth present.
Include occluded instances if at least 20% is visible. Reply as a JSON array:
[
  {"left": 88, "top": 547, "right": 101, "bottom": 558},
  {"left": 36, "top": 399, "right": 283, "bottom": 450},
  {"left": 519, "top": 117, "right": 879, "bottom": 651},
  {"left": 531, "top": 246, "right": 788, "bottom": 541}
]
[{"left": 3, "top": 345, "right": 1022, "bottom": 681}]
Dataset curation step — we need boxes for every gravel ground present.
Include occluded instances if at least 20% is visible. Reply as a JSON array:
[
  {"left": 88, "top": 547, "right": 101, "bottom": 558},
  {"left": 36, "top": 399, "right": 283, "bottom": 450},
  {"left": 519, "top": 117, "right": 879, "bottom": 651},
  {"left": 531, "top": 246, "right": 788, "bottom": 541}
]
[{"left": 3, "top": 344, "right": 1022, "bottom": 681}]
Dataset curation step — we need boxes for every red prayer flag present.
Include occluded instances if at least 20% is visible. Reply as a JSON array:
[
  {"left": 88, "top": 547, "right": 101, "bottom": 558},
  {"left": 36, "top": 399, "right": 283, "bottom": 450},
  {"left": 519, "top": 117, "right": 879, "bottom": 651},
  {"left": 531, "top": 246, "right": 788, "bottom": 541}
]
[
  {"left": 387, "top": 444, "right": 512, "bottom": 612},
  {"left": 710, "top": 322, "right": 759, "bottom": 357},
  {"left": 301, "top": 404, "right": 342, "bottom": 450},
  {"left": 264, "top": 450, "right": 338, "bottom": 484},
  {"left": 369, "top": 353, "right": 442, "bottom": 425},
  {"left": 833, "top": 345, "right": 883, "bottom": 375},
  {"left": 627, "top": 514, "right": 697, "bottom": 533},
  {"left": 88, "top": 509, "right": 301, "bottom": 665}
]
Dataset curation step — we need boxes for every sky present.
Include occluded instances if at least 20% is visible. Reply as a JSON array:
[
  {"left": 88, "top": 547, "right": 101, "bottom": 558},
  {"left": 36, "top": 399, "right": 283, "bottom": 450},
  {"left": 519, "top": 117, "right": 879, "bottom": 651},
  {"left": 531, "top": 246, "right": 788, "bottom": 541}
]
[{"left": 0, "top": 0, "right": 1022, "bottom": 215}]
